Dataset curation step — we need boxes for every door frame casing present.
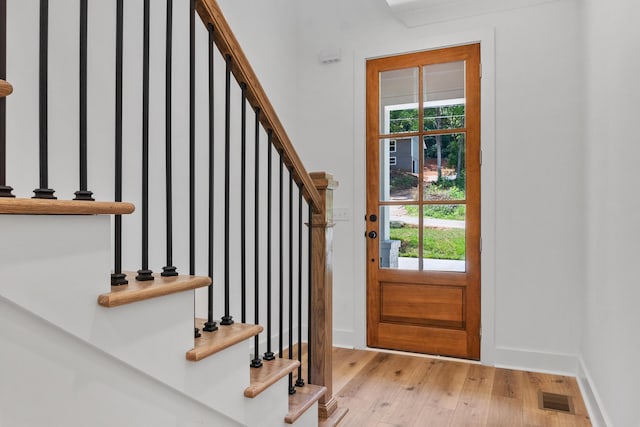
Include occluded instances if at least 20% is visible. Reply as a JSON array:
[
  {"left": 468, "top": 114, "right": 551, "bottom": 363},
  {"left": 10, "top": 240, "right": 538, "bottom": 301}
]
[{"left": 352, "top": 28, "right": 497, "bottom": 365}]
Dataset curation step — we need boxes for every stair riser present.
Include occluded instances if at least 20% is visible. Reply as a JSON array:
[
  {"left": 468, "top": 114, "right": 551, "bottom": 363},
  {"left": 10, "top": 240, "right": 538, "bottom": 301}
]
[
  {"left": 184, "top": 342, "right": 251, "bottom": 420},
  {"left": 0, "top": 215, "right": 112, "bottom": 339},
  {"left": 287, "top": 403, "right": 319, "bottom": 427},
  {"left": 244, "top": 375, "right": 291, "bottom": 427}
]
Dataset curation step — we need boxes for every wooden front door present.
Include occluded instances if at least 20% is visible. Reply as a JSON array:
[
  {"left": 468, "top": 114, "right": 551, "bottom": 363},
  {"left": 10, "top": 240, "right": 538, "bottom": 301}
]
[{"left": 366, "top": 44, "right": 481, "bottom": 360}]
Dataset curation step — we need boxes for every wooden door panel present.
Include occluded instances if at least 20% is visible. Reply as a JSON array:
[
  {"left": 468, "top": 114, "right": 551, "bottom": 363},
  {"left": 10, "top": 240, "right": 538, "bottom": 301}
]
[{"left": 380, "top": 282, "right": 465, "bottom": 328}]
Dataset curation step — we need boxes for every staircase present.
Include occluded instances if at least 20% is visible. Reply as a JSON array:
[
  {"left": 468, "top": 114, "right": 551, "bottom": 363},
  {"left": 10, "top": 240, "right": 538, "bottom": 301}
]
[
  {"left": 0, "top": 212, "right": 308, "bottom": 426},
  {"left": 0, "top": 0, "right": 345, "bottom": 426},
  {"left": 0, "top": 212, "right": 316, "bottom": 427}
]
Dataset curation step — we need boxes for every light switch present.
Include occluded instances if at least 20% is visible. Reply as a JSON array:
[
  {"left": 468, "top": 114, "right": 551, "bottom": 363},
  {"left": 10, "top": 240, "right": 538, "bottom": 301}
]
[{"left": 333, "top": 208, "right": 350, "bottom": 222}]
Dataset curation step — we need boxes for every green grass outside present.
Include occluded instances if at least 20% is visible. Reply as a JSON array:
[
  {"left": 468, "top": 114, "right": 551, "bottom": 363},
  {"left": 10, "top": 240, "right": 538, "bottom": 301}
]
[{"left": 389, "top": 226, "right": 465, "bottom": 260}]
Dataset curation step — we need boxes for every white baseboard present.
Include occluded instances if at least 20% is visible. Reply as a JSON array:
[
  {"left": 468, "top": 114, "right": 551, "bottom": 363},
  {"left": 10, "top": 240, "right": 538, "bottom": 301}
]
[
  {"left": 493, "top": 346, "right": 579, "bottom": 376},
  {"left": 577, "top": 357, "right": 610, "bottom": 427}
]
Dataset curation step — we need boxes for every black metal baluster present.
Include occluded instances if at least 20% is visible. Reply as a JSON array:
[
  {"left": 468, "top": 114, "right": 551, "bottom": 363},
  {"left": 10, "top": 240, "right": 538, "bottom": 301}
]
[
  {"left": 189, "top": 0, "right": 199, "bottom": 338},
  {"left": 0, "top": 0, "right": 14, "bottom": 198},
  {"left": 189, "top": 0, "right": 195, "bottom": 277},
  {"left": 251, "top": 108, "right": 262, "bottom": 368},
  {"left": 74, "top": 0, "right": 93, "bottom": 201},
  {"left": 33, "top": 0, "right": 55, "bottom": 199},
  {"left": 307, "top": 202, "right": 312, "bottom": 384},
  {"left": 263, "top": 131, "right": 275, "bottom": 361},
  {"left": 203, "top": 22, "right": 217, "bottom": 333},
  {"left": 278, "top": 150, "right": 284, "bottom": 358},
  {"left": 161, "top": 0, "right": 177, "bottom": 277},
  {"left": 136, "top": 0, "right": 153, "bottom": 281},
  {"left": 288, "top": 172, "right": 295, "bottom": 395},
  {"left": 111, "top": 0, "right": 127, "bottom": 286},
  {"left": 220, "top": 54, "right": 233, "bottom": 326},
  {"left": 240, "top": 83, "right": 247, "bottom": 324},
  {"left": 296, "top": 189, "right": 304, "bottom": 387}
]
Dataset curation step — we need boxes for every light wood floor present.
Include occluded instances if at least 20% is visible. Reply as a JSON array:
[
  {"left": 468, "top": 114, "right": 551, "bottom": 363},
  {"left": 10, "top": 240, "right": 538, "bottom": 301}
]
[{"left": 297, "top": 347, "right": 592, "bottom": 427}]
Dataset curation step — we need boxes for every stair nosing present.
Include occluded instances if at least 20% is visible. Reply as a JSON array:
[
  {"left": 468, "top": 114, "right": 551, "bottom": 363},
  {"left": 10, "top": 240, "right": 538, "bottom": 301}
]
[
  {"left": 187, "top": 321, "right": 263, "bottom": 362},
  {"left": 285, "top": 383, "right": 327, "bottom": 424},
  {"left": 244, "top": 358, "right": 301, "bottom": 399},
  {"left": 0, "top": 198, "right": 135, "bottom": 215},
  {"left": 98, "top": 272, "right": 211, "bottom": 307}
]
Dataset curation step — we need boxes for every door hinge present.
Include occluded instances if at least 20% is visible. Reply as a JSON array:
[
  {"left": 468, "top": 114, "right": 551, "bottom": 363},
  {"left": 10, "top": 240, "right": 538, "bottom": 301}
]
[
  {"left": 479, "top": 62, "right": 483, "bottom": 79},
  {"left": 479, "top": 149, "right": 483, "bottom": 166},
  {"left": 479, "top": 326, "right": 482, "bottom": 338},
  {"left": 480, "top": 237, "right": 483, "bottom": 253}
]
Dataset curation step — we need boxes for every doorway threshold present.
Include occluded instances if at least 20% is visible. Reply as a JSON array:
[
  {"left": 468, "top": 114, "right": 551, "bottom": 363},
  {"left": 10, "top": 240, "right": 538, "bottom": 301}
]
[{"left": 365, "top": 346, "right": 482, "bottom": 365}]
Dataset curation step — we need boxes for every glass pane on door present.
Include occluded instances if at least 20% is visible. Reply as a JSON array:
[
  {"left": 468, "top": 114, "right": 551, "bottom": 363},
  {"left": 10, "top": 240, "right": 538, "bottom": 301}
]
[
  {"left": 380, "top": 205, "right": 419, "bottom": 271},
  {"left": 423, "top": 61, "right": 465, "bottom": 131},
  {"left": 423, "top": 133, "right": 466, "bottom": 201},
  {"left": 381, "top": 138, "right": 419, "bottom": 202},
  {"left": 423, "top": 61, "right": 465, "bottom": 103},
  {"left": 380, "top": 68, "right": 418, "bottom": 134},
  {"left": 422, "top": 204, "right": 466, "bottom": 272}
]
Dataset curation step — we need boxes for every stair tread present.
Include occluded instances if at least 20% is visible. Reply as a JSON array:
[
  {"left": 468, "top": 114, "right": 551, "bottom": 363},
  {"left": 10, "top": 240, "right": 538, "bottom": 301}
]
[
  {"left": 0, "top": 79, "right": 12, "bottom": 97},
  {"left": 244, "top": 358, "right": 300, "bottom": 398},
  {"left": 0, "top": 198, "right": 134, "bottom": 215},
  {"left": 187, "top": 320, "right": 263, "bottom": 361},
  {"left": 285, "top": 383, "right": 327, "bottom": 424},
  {"left": 98, "top": 272, "right": 210, "bottom": 308}
]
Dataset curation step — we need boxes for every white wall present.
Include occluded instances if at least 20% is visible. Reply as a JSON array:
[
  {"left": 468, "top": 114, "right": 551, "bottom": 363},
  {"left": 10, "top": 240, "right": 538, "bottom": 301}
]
[
  {"left": 581, "top": 0, "right": 640, "bottom": 426},
  {"left": 292, "top": 0, "right": 585, "bottom": 372},
  {"left": 217, "top": 0, "right": 299, "bottom": 141}
]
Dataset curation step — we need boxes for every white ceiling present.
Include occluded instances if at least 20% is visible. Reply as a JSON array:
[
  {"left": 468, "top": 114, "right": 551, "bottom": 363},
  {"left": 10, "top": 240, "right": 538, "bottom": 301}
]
[{"left": 384, "top": 0, "right": 559, "bottom": 27}]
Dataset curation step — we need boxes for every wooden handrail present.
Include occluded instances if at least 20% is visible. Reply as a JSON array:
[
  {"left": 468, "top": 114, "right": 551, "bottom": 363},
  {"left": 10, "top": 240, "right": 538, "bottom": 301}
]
[{"left": 195, "top": 0, "right": 323, "bottom": 214}]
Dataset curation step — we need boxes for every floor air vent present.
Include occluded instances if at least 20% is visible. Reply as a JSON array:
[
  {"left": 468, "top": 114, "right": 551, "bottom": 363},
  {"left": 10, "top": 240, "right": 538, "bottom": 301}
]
[{"left": 538, "top": 391, "right": 574, "bottom": 414}]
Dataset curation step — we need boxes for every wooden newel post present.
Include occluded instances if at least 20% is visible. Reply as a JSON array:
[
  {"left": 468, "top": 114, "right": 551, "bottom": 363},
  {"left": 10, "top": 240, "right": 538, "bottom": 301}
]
[{"left": 309, "top": 171, "right": 340, "bottom": 419}]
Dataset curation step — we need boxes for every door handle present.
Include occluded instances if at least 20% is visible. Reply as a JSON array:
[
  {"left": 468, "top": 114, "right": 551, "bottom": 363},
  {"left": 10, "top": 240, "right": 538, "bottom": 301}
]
[{"left": 368, "top": 231, "right": 378, "bottom": 239}]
